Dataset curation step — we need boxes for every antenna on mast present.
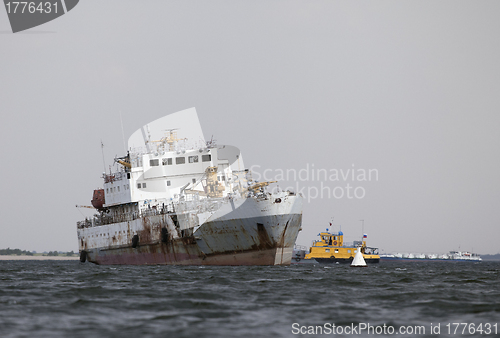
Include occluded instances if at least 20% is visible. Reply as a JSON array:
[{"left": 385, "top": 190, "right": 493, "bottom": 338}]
[{"left": 101, "top": 140, "right": 106, "bottom": 173}]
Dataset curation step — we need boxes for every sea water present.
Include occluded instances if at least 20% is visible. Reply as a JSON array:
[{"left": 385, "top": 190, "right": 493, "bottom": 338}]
[{"left": 1, "top": 260, "right": 499, "bottom": 337}]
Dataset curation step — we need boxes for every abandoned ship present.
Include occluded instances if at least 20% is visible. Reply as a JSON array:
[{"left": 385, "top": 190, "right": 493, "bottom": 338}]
[{"left": 77, "top": 108, "right": 303, "bottom": 265}]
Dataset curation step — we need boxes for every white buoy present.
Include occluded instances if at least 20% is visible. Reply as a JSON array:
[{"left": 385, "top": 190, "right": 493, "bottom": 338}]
[{"left": 351, "top": 247, "right": 367, "bottom": 267}]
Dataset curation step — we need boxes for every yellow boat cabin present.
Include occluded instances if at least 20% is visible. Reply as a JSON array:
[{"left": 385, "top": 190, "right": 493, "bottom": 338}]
[{"left": 305, "top": 231, "right": 380, "bottom": 264}]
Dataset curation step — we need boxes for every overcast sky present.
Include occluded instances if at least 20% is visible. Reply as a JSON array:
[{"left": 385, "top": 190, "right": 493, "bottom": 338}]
[{"left": 1, "top": 1, "right": 499, "bottom": 254}]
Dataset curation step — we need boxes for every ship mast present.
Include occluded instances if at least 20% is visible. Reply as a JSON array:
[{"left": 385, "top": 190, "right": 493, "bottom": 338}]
[{"left": 100, "top": 140, "right": 106, "bottom": 173}]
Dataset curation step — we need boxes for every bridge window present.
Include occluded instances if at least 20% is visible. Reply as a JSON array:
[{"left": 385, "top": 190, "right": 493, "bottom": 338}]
[
  {"left": 162, "top": 158, "right": 172, "bottom": 165},
  {"left": 137, "top": 183, "right": 141, "bottom": 189},
  {"left": 167, "top": 181, "right": 171, "bottom": 186},
  {"left": 150, "top": 159, "right": 159, "bottom": 166},
  {"left": 176, "top": 157, "right": 185, "bottom": 164},
  {"left": 188, "top": 155, "right": 198, "bottom": 163},
  {"left": 202, "top": 154, "right": 211, "bottom": 162}
]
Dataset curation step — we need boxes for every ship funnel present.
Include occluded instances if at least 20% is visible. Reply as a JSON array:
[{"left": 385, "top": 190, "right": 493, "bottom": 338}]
[{"left": 351, "top": 247, "right": 367, "bottom": 267}]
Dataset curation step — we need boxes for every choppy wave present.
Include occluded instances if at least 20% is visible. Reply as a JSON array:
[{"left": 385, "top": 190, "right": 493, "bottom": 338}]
[{"left": 0, "top": 260, "right": 499, "bottom": 337}]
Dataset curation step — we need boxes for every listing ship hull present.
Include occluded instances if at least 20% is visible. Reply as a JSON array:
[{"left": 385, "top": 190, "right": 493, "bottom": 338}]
[{"left": 78, "top": 194, "right": 302, "bottom": 266}]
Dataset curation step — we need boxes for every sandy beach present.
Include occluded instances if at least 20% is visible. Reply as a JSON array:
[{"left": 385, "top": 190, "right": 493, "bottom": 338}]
[{"left": 0, "top": 255, "right": 79, "bottom": 261}]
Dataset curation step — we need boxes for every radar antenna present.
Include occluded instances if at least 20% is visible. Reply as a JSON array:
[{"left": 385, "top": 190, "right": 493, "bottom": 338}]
[{"left": 151, "top": 128, "right": 186, "bottom": 152}]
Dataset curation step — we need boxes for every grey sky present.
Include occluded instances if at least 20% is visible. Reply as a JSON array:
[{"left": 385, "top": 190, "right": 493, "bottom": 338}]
[{"left": 1, "top": 1, "right": 499, "bottom": 254}]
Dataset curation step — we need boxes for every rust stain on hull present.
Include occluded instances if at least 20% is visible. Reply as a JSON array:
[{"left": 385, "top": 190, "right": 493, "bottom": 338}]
[
  {"left": 256, "top": 222, "right": 275, "bottom": 249},
  {"left": 78, "top": 193, "right": 303, "bottom": 266},
  {"left": 81, "top": 213, "right": 302, "bottom": 266},
  {"left": 87, "top": 243, "right": 286, "bottom": 266}
]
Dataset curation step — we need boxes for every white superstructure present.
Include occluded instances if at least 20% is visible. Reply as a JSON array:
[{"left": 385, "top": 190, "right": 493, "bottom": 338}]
[{"left": 104, "top": 108, "right": 245, "bottom": 207}]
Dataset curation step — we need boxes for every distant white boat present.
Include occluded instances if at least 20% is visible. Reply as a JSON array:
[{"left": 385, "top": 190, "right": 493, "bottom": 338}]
[{"left": 380, "top": 251, "right": 482, "bottom": 261}]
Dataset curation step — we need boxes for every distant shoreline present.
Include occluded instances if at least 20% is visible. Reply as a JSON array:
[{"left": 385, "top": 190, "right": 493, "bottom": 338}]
[{"left": 0, "top": 255, "right": 79, "bottom": 261}]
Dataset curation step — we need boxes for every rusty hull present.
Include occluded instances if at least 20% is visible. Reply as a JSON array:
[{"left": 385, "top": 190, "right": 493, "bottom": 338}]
[{"left": 78, "top": 194, "right": 302, "bottom": 266}]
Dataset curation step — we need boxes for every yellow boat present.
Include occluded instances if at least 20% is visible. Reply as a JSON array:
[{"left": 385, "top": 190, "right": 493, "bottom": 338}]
[{"left": 304, "top": 230, "right": 380, "bottom": 264}]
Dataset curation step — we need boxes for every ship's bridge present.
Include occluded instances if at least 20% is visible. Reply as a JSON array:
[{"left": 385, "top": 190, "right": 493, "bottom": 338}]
[
  {"left": 102, "top": 108, "right": 247, "bottom": 209},
  {"left": 313, "top": 231, "right": 344, "bottom": 247}
]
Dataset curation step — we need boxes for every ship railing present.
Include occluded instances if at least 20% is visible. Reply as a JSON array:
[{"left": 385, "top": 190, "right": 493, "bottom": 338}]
[
  {"left": 73, "top": 205, "right": 176, "bottom": 223},
  {"left": 141, "top": 208, "right": 160, "bottom": 217},
  {"left": 77, "top": 218, "right": 95, "bottom": 229},
  {"left": 103, "top": 171, "right": 126, "bottom": 183},
  {"left": 175, "top": 197, "right": 225, "bottom": 214},
  {"left": 77, "top": 215, "right": 105, "bottom": 228},
  {"left": 179, "top": 193, "right": 200, "bottom": 202},
  {"left": 77, "top": 210, "right": 143, "bottom": 228},
  {"left": 100, "top": 212, "right": 140, "bottom": 225},
  {"left": 140, "top": 203, "right": 175, "bottom": 216},
  {"left": 178, "top": 193, "right": 230, "bottom": 204}
]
